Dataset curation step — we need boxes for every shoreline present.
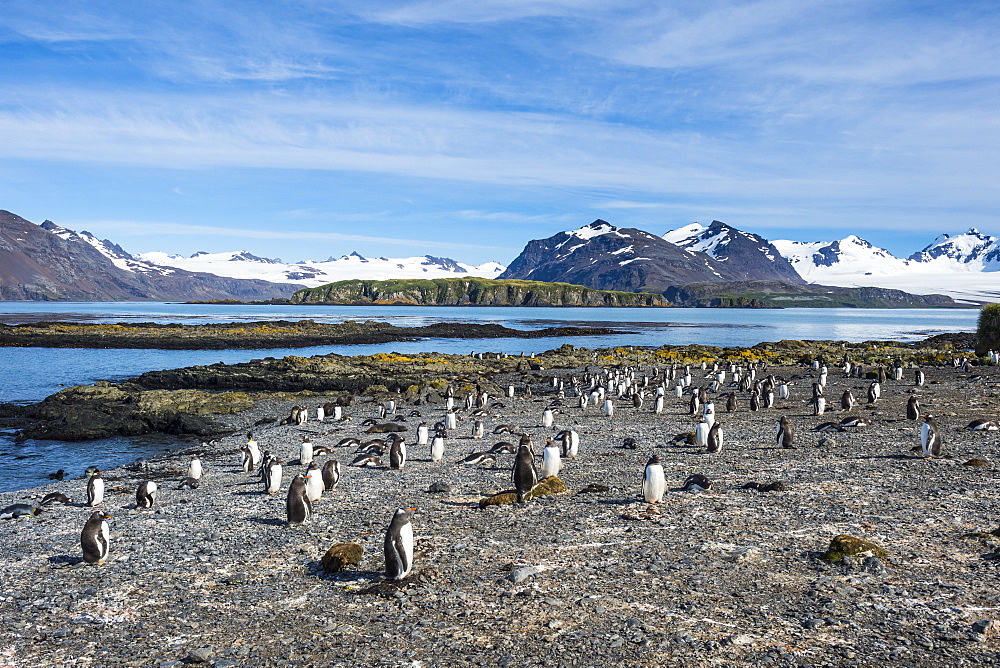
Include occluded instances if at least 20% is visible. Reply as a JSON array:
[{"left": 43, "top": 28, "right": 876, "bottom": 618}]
[{"left": 2, "top": 356, "right": 1000, "bottom": 665}]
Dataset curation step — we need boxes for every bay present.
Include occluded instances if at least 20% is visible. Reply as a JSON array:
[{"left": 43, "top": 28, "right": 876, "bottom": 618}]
[{"left": 0, "top": 302, "right": 977, "bottom": 493}]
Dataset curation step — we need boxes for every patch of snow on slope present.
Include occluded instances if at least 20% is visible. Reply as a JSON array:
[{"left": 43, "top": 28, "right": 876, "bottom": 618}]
[
  {"left": 139, "top": 251, "right": 506, "bottom": 287},
  {"left": 662, "top": 223, "right": 706, "bottom": 245}
]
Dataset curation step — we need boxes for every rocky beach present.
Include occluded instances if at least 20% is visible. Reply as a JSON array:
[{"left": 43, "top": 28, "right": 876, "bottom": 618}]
[{"left": 2, "top": 339, "right": 1000, "bottom": 667}]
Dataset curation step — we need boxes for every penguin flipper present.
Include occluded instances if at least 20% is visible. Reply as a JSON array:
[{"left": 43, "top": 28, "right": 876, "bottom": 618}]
[{"left": 391, "top": 533, "right": 410, "bottom": 577}]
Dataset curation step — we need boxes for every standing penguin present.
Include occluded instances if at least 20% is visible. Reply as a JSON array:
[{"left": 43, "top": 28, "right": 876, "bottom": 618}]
[
  {"left": 812, "top": 393, "right": 826, "bottom": 416},
  {"left": 265, "top": 458, "right": 283, "bottom": 494},
  {"left": 445, "top": 409, "right": 458, "bottom": 430},
  {"left": 187, "top": 455, "right": 203, "bottom": 480},
  {"left": 557, "top": 429, "right": 580, "bottom": 458},
  {"left": 81, "top": 511, "right": 111, "bottom": 565},
  {"left": 653, "top": 395, "right": 664, "bottom": 415},
  {"left": 776, "top": 416, "right": 794, "bottom": 449},
  {"left": 286, "top": 474, "right": 312, "bottom": 525},
  {"left": 541, "top": 408, "right": 554, "bottom": 428},
  {"left": 246, "top": 433, "right": 262, "bottom": 470},
  {"left": 389, "top": 437, "right": 407, "bottom": 470},
  {"left": 706, "top": 422, "right": 724, "bottom": 453},
  {"left": 304, "top": 462, "right": 324, "bottom": 502},
  {"left": 472, "top": 420, "right": 485, "bottom": 439},
  {"left": 867, "top": 381, "right": 881, "bottom": 405},
  {"left": 726, "top": 392, "right": 737, "bottom": 413},
  {"left": 321, "top": 459, "right": 341, "bottom": 491},
  {"left": 906, "top": 394, "right": 920, "bottom": 420},
  {"left": 135, "top": 480, "right": 157, "bottom": 509},
  {"left": 512, "top": 444, "right": 537, "bottom": 503},
  {"left": 86, "top": 470, "right": 105, "bottom": 507},
  {"left": 299, "top": 438, "right": 314, "bottom": 466},
  {"left": 914, "top": 368, "right": 925, "bottom": 387},
  {"left": 416, "top": 422, "right": 429, "bottom": 446},
  {"left": 384, "top": 507, "right": 417, "bottom": 581},
  {"left": 541, "top": 439, "right": 561, "bottom": 478},
  {"left": 841, "top": 389, "right": 855, "bottom": 411},
  {"left": 695, "top": 417, "right": 710, "bottom": 448},
  {"left": 641, "top": 455, "right": 666, "bottom": 504},
  {"left": 920, "top": 415, "right": 942, "bottom": 457},
  {"left": 240, "top": 446, "right": 254, "bottom": 473},
  {"left": 602, "top": 398, "right": 614, "bottom": 418},
  {"left": 430, "top": 431, "right": 445, "bottom": 463}
]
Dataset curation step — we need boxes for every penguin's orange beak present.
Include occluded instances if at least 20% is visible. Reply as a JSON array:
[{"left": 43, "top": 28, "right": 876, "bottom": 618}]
[{"left": 408, "top": 507, "right": 418, "bottom": 512}]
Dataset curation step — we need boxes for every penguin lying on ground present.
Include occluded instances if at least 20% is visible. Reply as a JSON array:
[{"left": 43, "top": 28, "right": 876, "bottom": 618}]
[{"left": 0, "top": 503, "right": 44, "bottom": 519}]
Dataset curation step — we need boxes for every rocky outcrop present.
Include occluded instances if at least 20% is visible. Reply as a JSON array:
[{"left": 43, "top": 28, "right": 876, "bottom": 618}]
[
  {"left": 665, "top": 220, "right": 805, "bottom": 284},
  {"left": 291, "top": 277, "right": 668, "bottom": 307},
  {"left": 18, "top": 382, "right": 251, "bottom": 441},
  {"left": 0, "top": 319, "right": 622, "bottom": 350}
]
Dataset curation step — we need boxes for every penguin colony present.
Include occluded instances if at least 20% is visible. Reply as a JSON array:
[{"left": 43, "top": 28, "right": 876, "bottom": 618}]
[{"left": 3, "top": 350, "right": 994, "bottom": 616}]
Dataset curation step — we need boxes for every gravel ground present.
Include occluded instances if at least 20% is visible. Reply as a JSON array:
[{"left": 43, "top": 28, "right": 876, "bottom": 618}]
[{"left": 3, "top": 359, "right": 1000, "bottom": 667}]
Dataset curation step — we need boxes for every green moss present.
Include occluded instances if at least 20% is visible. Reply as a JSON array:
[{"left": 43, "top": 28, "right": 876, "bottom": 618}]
[
  {"left": 321, "top": 543, "right": 364, "bottom": 572},
  {"left": 821, "top": 534, "right": 889, "bottom": 562},
  {"left": 479, "top": 476, "right": 568, "bottom": 508}
]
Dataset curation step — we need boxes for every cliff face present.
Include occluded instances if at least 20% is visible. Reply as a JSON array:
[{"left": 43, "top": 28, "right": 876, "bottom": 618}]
[
  {"left": 0, "top": 210, "right": 302, "bottom": 301},
  {"left": 291, "top": 277, "right": 669, "bottom": 307},
  {"left": 664, "top": 280, "right": 959, "bottom": 308}
]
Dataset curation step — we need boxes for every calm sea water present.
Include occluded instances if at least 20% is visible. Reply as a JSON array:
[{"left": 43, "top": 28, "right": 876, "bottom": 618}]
[{"left": 0, "top": 302, "right": 977, "bottom": 493}]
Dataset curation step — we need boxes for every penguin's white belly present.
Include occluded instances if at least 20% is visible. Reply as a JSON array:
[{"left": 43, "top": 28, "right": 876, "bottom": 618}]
[
  {"left": 99, "top": 521, "right": 110, "bottom": 558},
  {"left": 542, "top": 449, "right": 560, "bottom": 478},
  {"left": 431, "top": 439, "right": 444, "bottom": 462},
  {"left": 643, "top": 465, "right": 665, "bottom": 503},
  {"left": 305, "top": 476, "right": 323, "bottom": 502}
]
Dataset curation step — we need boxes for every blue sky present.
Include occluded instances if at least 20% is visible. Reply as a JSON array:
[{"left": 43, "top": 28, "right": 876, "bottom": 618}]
[{"left": 1, "top": 1, "right": 998, "bottom": 265}]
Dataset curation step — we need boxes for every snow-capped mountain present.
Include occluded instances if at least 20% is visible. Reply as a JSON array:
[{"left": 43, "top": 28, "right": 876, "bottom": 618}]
[
  {"left": 661, "top": 220, "right": 803, "bottom": 284},
  {"left": 0, "top": 212, "right": 299, "bottom": 301},
  {"left": 138, "top": 249, "right": 506, "bottom": 288},
  {"left": 770, "top": 228, "right": 1000, "bottom": 303},
  {"left": 498, "top": 219, "right": 795, "bottom": 292}
]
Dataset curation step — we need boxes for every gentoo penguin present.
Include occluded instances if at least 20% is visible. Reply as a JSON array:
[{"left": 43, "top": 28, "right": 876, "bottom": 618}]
[
  {"left": 86, "top": 470, "right": 105, "bottom": 507},
  {"left": 430, "top": 432, "right": 445, "bottom": 463},
  {"left": 512, "top": 444, "right": 538, "bottom": 503},
  {"left": 471, "top": 420, "right": 485, "bottom": 439},
  {"left": 867, "top": 381, "right": 880, "bottom": 405},
  {"left": 839, "top": 415, "right": 868, "bottom": 428},
  {"left": 40, "top": 492, "right": 71, "bottom": 506},
  {"left": 695, "top": 418, "right": 710, "bottom": 448},
  {"left": 906, "top": 394, "right": 920, "bottom": 420},
  {"left": 641, "top": 455, "right": 666, "bottom": 504},
  {"left": 81, "top": 511, "right": 111, "bottom": 565},
  {"left": 702, "top": 402, "right": 716, "bottom": 428},
  {"left": 240, "top": 446, "right": 254, "bottom": 473},
  {"left": 265, "top": 458, "right": 283, "bottom": 494},
  {"left": 389, "top": 438, "right": 407, "bottom": 470},
  {"left": 299, "top": 438, "right": 314, "bottom": 466},
  {"left": 321, "top": 459, "right": 341, "bottom": 491},
  {"left": 602, "top": 398, "right": 614, "bottom": 417},
  {"left": 920, "top": 415, "right": 942, "bottom": 457},
  {"left": 349, "top": 453, "right": 383, "bottom": 467},
  {"left": 490, "top": 441, "right": 517, "bottom": 454},
  {"left": 384, "top": 507, "right": 417, "bottom": 581},
  {"left": 557, "top": 429, "right": 580, "bottom": 458},
  {"left": 541, "top": 408, "right": 554, "bottom": 428},
  {"left": 682, "top": 474, "right": 713, "bottom": 491},
  {"left": 338, "top": 437, "right": 361, "bottom": 448},
  {"left": 48, "top": 469, "right": 65, "bottom": 481},
  {"left": 0, "top": 504, "right": 43, "bottom": 519},
  {"left": 445, "top": 410, "right": 458, "bottom": 430},
  {"left": 456, "top": 451, "right": 497, "bottom": 467},
  {"left": 689, "top": 391, "right": 700, "bottom": 415},
  {"left": 286, "top": 474, "right": 312, "bottom": 525},
  {"left": 177, "top": 477, "right": 200, "bottom": 489},
  {"left": 812, "top": 394, "right": 826, "bottom": 416},
  {"left": 304, "top": 462, "right": 324, "bottom": 502},
  {"left": 541, "top": 439, "right": 561, "bottom": 478},
  {"left": 777, "top": 382, "right": 789, "bottom": 400},
  {"left": 966, "top": 418, "right": 999, "bottom": 431},
  {"left": 914, "top": 368, "right": 925, "bottom": 387},
  {"left": 749, "top": 392, "right": 761, "bottom": 412},
  {"left": 841, "top": 389, "right": 855, "bottom": 411},
  {"left": 653, "top": 395, "right": 664, "bottom": 414},
  {"left": 622, "top": 437, "right": 638, "bottom": 449},
  {"left": 726, "top": 393, "right": 737, "bottom": 412},
  {"left": 187, "top": 455, "right": 203, "bottom": 480},
  {"left": 706, "top": 422, "right": 723, "bottom": 453},
  {"left": 776, "top": 416, "right": 794, "bottom": 449},
  {"left": 246, "top": 434, "right": 261, "bottom": 469},
  {"left": 135, "top": 480, "right": 158, "bottom": 509}
]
